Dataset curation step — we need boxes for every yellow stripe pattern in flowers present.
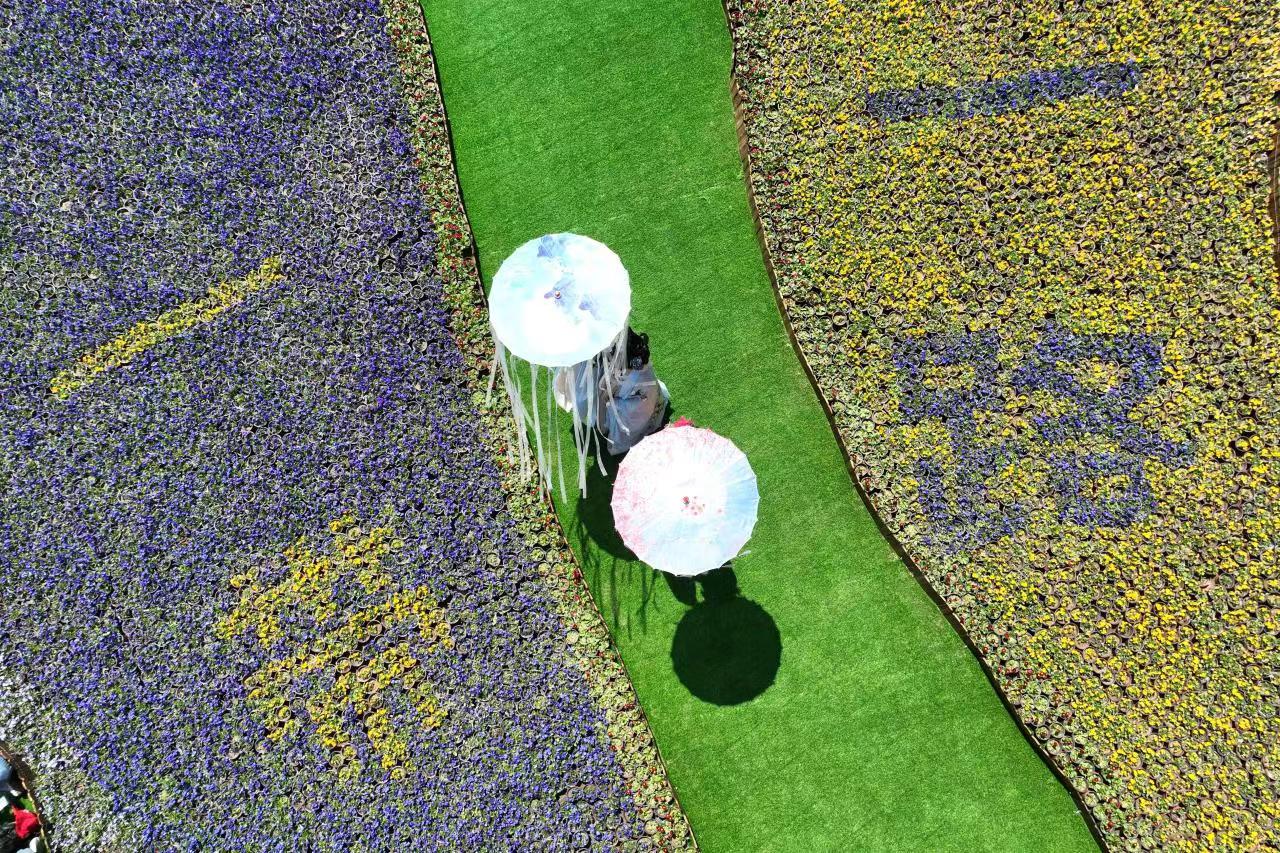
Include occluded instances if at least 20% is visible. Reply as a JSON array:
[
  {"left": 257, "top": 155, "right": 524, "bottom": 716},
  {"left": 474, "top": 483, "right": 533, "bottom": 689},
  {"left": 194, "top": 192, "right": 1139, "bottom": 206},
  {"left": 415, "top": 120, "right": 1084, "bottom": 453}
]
[
  {"left": 218, "top": 514, "right": 453, "bottom": 782},
  {"left": 49, "top": 256, "right": 285, "bottom": 399}
]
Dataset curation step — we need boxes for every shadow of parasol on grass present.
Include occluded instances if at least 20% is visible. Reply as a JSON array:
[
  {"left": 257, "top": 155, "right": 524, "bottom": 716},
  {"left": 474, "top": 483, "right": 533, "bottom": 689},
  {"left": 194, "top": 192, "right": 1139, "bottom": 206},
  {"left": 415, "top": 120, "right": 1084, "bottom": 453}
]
[{"left": 669, "top": 565, "right": 781, "bottom": 706}]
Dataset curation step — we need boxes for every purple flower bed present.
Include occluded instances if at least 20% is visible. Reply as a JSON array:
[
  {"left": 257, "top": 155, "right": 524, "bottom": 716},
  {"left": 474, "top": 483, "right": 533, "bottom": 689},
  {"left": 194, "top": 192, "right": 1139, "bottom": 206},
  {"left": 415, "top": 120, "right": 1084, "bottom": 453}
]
[{"left": 0, "top": 1, "right": 656, "bottom": 848}]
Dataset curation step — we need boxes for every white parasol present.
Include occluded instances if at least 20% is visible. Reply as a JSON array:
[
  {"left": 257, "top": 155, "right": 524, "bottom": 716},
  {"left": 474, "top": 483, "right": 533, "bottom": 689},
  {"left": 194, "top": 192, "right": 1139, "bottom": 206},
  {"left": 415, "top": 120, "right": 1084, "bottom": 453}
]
[
  {"left": 611, "top": 420, "right": 759, "bottom": 576},
  {"left": 488, "top": 233, "right": 631, "bottom": 497}
]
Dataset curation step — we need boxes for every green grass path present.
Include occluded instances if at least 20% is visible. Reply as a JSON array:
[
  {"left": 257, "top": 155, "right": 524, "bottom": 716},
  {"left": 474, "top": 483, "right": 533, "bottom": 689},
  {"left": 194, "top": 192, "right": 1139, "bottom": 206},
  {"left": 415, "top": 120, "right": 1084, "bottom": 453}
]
[{"left": 421, "top": 0, "right": 1098, "bottom": 848}]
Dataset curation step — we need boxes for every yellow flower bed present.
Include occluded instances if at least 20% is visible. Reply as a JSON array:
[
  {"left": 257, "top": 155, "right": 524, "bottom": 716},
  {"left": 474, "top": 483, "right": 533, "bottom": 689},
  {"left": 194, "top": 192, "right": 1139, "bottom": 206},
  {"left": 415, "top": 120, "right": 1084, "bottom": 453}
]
[{"left": 727, "top": 0, "right": 1280, "bottom": 846}]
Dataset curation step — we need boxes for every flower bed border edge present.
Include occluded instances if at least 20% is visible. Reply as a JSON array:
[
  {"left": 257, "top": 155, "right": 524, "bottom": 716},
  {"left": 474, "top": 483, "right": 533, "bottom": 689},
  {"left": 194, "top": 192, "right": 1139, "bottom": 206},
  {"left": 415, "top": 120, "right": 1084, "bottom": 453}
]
[{"left": 381, "top": 2, "right": 698, "bottom": 848}]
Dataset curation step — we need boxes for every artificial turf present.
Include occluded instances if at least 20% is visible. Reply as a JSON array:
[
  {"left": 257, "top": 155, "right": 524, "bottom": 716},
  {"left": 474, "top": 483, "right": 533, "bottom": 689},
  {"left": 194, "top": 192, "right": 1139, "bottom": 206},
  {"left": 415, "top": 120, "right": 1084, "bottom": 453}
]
[{"left": 420, "top": 0, "right": 1099, "bottom": 848}]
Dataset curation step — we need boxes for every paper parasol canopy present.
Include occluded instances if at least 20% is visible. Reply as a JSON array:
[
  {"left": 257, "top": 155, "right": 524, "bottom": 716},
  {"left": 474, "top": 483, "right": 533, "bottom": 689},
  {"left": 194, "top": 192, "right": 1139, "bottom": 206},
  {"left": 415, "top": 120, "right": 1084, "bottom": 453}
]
[
  {"left": 611, "top": 420, "right": 759, "bottom": 576},
  {"left": 489, "top": 233, "right": 631, "bottom": 367},
  {"left": 488, "top": 234, "right": 631, "bottom": 498}
]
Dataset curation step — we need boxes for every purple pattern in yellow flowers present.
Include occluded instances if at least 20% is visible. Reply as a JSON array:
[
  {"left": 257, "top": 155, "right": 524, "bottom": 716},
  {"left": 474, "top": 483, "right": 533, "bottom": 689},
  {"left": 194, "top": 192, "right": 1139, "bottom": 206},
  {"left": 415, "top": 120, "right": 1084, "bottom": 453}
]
[
  {"left": 897, "top": 326, "right": 1194, "bottom": 550},
  {"left": 865, "top": 60, "right": 1141, "bottom": 122}
]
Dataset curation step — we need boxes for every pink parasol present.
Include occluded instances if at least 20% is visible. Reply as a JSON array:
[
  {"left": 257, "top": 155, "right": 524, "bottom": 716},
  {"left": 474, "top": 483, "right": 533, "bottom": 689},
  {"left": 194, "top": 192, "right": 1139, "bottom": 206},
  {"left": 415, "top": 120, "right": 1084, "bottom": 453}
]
[{"left": 611, "top": 420, "right": 759, "bottom": 576}]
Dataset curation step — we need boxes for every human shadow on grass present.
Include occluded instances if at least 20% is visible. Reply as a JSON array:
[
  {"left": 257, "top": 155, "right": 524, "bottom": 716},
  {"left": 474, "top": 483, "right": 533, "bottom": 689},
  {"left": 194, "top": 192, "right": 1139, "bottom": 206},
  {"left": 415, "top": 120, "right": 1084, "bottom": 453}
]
[
  {"left": 571, "top": 400, "right": 679, "bottom": 638},
  {"left": 572, "top": 445, "right": 662, "bottom": 639},
  {"left": 670, "top": 565, "right": 781, "bottom": 706}
]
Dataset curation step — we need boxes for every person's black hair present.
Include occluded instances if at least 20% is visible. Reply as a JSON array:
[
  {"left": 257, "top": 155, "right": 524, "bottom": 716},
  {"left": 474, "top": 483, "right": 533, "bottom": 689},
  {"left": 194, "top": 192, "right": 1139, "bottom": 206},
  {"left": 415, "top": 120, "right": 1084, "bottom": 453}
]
[{"left": 625, "top": 328, "right": 650, "bottom": 369}]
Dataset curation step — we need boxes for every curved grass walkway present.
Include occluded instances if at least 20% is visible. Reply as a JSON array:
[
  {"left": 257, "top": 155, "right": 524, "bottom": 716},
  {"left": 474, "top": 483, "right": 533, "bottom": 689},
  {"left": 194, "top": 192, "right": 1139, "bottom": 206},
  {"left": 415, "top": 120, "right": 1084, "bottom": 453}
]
[{"left": 421, "top": 0, "right": 1098, "bottom": 849}]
